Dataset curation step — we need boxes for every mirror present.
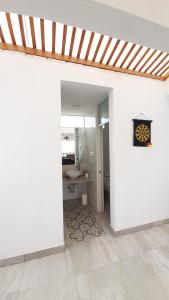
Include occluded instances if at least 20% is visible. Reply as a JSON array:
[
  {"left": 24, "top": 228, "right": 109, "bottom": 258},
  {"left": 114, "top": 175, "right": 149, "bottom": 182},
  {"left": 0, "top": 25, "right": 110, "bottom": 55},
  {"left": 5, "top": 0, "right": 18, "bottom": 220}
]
[{"left": 61, "top": 127, "right": 86, "bottom": 166}]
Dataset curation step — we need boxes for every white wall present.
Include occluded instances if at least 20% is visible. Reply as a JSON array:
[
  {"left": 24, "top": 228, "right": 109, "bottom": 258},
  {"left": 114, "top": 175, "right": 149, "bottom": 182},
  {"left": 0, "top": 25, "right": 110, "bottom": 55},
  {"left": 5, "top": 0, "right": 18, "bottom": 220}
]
[
  {"left": 0, "top": 52, "right": 64, "bottom": 259},
  {"left": 0, "top": 51, "right": 169, "bottom": 259},
  {"left": 111, "top": 77, "right": 169, "bottom": 231},
  {"left": 166, "top": 79, "right": 169, "bottom": 96}
]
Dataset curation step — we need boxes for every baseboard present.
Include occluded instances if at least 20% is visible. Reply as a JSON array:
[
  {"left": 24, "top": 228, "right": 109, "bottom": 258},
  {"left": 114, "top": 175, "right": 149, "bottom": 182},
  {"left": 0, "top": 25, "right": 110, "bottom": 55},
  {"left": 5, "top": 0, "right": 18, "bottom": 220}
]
[
  {"left": 0, "top": 245, "right": 64, "bottom": 268},
  {"left": 111, "top": 218, "right": 169, "bottom": 237}
]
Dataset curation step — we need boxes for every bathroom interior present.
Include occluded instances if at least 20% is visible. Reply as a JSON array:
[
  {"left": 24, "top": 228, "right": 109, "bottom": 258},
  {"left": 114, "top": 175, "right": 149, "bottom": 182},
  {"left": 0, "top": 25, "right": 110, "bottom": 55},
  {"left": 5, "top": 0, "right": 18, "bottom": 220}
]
[{"left": 61, "top": 81, "right": 111, "bottom": 244}]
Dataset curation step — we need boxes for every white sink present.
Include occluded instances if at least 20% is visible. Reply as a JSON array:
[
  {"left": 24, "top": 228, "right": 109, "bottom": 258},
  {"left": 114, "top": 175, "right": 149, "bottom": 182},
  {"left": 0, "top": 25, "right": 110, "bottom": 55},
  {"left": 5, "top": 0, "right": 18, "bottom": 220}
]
[{"left": 65, "top": 170, "right": 81, "bottom": 179}]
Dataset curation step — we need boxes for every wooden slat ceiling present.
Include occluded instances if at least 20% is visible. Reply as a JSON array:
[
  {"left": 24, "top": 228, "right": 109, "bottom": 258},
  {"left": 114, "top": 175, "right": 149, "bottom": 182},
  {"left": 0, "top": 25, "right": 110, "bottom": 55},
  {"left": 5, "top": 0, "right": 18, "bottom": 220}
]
[{"left": 0, "top": 11, "right": 169, "bottom": 81}]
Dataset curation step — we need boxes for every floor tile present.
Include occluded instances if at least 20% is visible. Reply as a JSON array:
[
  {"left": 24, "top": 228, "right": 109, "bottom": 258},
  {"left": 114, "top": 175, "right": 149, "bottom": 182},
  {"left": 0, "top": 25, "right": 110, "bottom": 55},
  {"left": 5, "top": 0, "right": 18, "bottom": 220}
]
[
  {"left": 160, "top": 224, "right": 169, "bottom": 237},
  {"left": 115, "top": 234, "right": 142, "bottom": 258},
  {"left": 98, "top": 236, "right": 119, "bottom": 263},
  {"left": 104, "top": 229, "right": 141, "bottom": 259},
  {"left": 0, "top": 292, "right": 18, "bottom": 300},
  {"left": 145, "top": 245, "right": 169, "bottom": 295},
  {"left": 76, "top": 263, "right": 143, "bottom": 300},
  {"left": 18, "top": 278, "right": 79, "bottom": 300},
  {"left": 76, "top": 269, "right": 115, "bottom": 300},
  {"left": 144, "top": 227, "right": 169, "bottom": 248},
  {"left": 64, "top": 200, "right": 105, "bottom": 244},
  {"left": 122, "top": 254, "right": 169, "bottom": 300},
  {"left": 19, "top": 249, "right": 73, "bottom": 291},
  {"left": 132, "top": 229, "right": 156, "bottom": 253},
  {"left": 70, "top": 237, "right": 115, "bottom": 275},
  {"left": 0, "top": 263, "right": 23, "bottom": 295}
]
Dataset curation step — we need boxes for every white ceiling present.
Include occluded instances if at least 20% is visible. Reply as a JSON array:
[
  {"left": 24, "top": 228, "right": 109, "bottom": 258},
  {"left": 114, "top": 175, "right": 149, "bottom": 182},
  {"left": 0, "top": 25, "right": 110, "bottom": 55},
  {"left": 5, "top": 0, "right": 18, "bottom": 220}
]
[
  {"left": 61, "top": 81, "right": 110, "bottom": 115},
  {"left": 0, "top": 0, "right": 169, "bottom": 52},
  {"left": 91, "top": 0, "right": 169, "bottom": 29}
]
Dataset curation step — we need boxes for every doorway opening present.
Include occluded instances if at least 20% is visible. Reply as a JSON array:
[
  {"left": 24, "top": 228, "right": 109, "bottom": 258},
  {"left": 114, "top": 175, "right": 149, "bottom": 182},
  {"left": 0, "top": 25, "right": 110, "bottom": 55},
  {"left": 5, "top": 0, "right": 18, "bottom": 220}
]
[{"left": 61, "top": 81, "right": 111, "bottom": 245}]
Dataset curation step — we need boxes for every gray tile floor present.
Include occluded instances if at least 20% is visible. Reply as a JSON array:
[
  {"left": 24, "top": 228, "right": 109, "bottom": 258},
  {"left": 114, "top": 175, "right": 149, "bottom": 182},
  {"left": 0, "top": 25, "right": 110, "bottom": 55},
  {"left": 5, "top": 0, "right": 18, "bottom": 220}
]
[{"left": 2, "top": 203, "right": 169, "bottom": 299}]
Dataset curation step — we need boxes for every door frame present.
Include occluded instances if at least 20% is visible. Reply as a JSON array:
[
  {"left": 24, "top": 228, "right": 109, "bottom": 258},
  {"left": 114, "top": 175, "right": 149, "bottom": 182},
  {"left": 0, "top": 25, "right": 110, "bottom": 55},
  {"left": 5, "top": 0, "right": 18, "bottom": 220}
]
[
  {"left": 60, "top": 80, "right": 113, "bottom": 230},
  {"left": 96, "top": 124, "right": 104, "bottom": 212}
]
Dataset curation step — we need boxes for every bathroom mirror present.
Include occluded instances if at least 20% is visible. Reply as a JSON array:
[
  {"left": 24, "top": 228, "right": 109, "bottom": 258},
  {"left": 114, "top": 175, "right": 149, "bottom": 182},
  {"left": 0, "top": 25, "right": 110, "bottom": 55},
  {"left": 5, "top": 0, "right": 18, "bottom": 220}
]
[{"left": 61, "top": 127, "right": 86, "bottom": 166}]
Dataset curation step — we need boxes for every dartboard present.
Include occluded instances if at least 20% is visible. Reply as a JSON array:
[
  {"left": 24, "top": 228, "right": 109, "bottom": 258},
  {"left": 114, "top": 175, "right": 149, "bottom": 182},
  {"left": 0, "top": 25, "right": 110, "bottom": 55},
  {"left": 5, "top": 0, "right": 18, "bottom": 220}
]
[{"left": 135, "top": 123, "right": 150, "bottom": 142}]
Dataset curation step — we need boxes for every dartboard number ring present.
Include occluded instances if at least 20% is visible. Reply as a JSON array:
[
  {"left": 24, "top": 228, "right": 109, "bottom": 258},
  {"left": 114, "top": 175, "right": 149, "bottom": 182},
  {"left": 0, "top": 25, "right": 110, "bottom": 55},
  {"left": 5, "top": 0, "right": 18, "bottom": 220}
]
[{"left": 135, "top": 123, "right": 150, "bottom": 142}]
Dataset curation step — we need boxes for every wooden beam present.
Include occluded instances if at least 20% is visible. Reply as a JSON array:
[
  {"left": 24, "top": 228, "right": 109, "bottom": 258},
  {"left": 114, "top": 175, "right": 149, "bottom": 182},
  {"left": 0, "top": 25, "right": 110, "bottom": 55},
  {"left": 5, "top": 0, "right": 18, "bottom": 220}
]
[
  {"left": 77, "top": 30, "right": 86, "bottom": 59},
  {"left": 6, "top": 13, "right": 16, "bottom": 45},
  {"left": 106, "top": 39, "right": 120, "bottom": 65},
  {"left": 144, "top": 52, "right": 163, "bottom": 73},
  {"left": 163, "top": 72, "right": 169, "bottom": 81},
  {"left": 29, "top": 16, "right": 36, "bottom": 48},
  {"left": 113, "top": 41, "right": 128, "bottom": 67},
  {"left": 62, "top": 25, "right": 67, "bottom": 55},
  {"left": 69, "top": 27, "right": 76, "bottom": 57},
  {"left": 120, "top": 43, "right": 136, "bottom": 68},
  {"left": 0, "top": 43, "right": 164, "bottom": 81},
  {"left": 18, "top": 15, "right": 26, "bottom": 47},
  {"left": 150, "top": 53, "right": 169, "bottom": 74},
  {"left": 133, "top": 48, "right": 150, "bottom": 70},
  {"left": 126, "top": 46, "right": 143, "bottom": 69},
  {"left": 40, "top": 19, "right": 45, "bottom": 51},
  {"left": 99, "top": 37, "right": 112, "bottom": 64},
  {"left": 0, "top": 25, "right": 5, "bottom": 43},
  {"left": 138, "top": 49, "right": 156, "bottom": 72},
  {"left": 155, "top": 59, "right": 169, "bottom": 75},
  {"left": 52, "top": 22, "right": 56, "bottom": 53},
  {"left": 85, "top": 32, "right": 94, "bottom": 60},
  {"left": 158, "top": 64, "right": 169, "bottom": 77},
  {"left": 92, "top": 34, "right": 104, "bottom": 62}
]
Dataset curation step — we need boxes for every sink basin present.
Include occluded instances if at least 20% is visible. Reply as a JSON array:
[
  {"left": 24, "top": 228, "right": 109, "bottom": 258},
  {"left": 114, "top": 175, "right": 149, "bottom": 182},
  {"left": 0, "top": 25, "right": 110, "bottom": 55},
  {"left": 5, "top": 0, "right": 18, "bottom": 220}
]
[{"left": 65, "top": 170, "right": 81, "bottom": 179}]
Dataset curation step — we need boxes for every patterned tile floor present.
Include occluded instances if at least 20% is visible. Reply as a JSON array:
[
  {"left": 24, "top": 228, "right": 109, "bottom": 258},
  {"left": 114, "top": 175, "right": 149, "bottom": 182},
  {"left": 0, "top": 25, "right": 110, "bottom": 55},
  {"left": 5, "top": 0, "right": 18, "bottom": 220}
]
[
  {"left": 64, "top": 199, "right": 105, "bottom": 244},
  {"left": 2, "top": 198, "right": 169, "bottom": 299}
]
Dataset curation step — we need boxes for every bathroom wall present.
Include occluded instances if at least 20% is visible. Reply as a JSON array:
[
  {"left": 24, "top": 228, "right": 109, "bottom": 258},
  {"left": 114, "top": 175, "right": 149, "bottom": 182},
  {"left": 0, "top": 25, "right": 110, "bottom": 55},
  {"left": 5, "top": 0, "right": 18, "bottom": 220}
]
[
  {"left": 62, "top": 127, "right": 87, "bottom": 200},
  {"left": 78, "top": 128, "right": 87, "bottom": 171},
  {"left": 84, "top": 116, "right": 98, "bottom": 211},
  {"left": 63, "top": 182, "right": 87, "bottom": 200}
]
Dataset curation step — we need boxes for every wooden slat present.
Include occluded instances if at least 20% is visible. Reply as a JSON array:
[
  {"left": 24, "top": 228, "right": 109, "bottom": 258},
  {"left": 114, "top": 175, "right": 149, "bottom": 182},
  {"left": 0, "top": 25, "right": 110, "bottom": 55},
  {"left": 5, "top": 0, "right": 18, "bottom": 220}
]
[
  {"left": 126, "top": 46, "right": 143, "bottom": 69},
  {"left": 52, "top": 22, "right": 56, "bottom": 53},
  {"left": 159, "top": 64, "right": 169, "bottom": 77},
  {"left": 77, "top": 30, "right": 86, "bottom": 59},
  {"left": 18, "top": 15, "right": 26, "bottom": 47},
  {"left": 99, "top": 37, "right": 112, "bottom": 64},
  {"left": 120, "top": 43, "right": 136, "bottom": 68},
  {"left": 0, "top": 42, "right": 164, "bottom": 81},
  {"left": 62, "top": 25, "right": 67, "bottom": 55},
  {"left": 6, "top": 13, "right": 16, "bottom": 45},
  {"left": 113, "top": 41, "right": 128, "bottom": 67},
  {"left": 106, "top": 39, "right": 120, "bottom": 65},
  {"left": 138, "top": 49, "right": 157, "bottom": 72},
  {"left": 150, "top": 53, "right": 169, "bottom": 74},
  {"left": 155, "top": 59, "right": 169, "bottom": 75},
  {"left": 133, "top": 48, "right": 150, "bottom": 71},
  {"left": 164, "top": 72, "right": 169, "bottom": 80},
  {"left": 85, "top": 32, "right": 95, "bottom": 60},
  {"left": 92, "top": 34, "right": 104, "bottom": 62},
  {"left": 40, "top": 19, "right": 45, "bottom": 51},
  {"left": 144, "top": 52, "right": 163, "bottom": 73},
  {"left": 29, "top": 16, "right": 36, "bottom": 48},
  {"left": 69, "top": 27, "right": 76, "bottom": 57},
  {"left": 0, "top": 25, "right": 5, "bottom": 43}
]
